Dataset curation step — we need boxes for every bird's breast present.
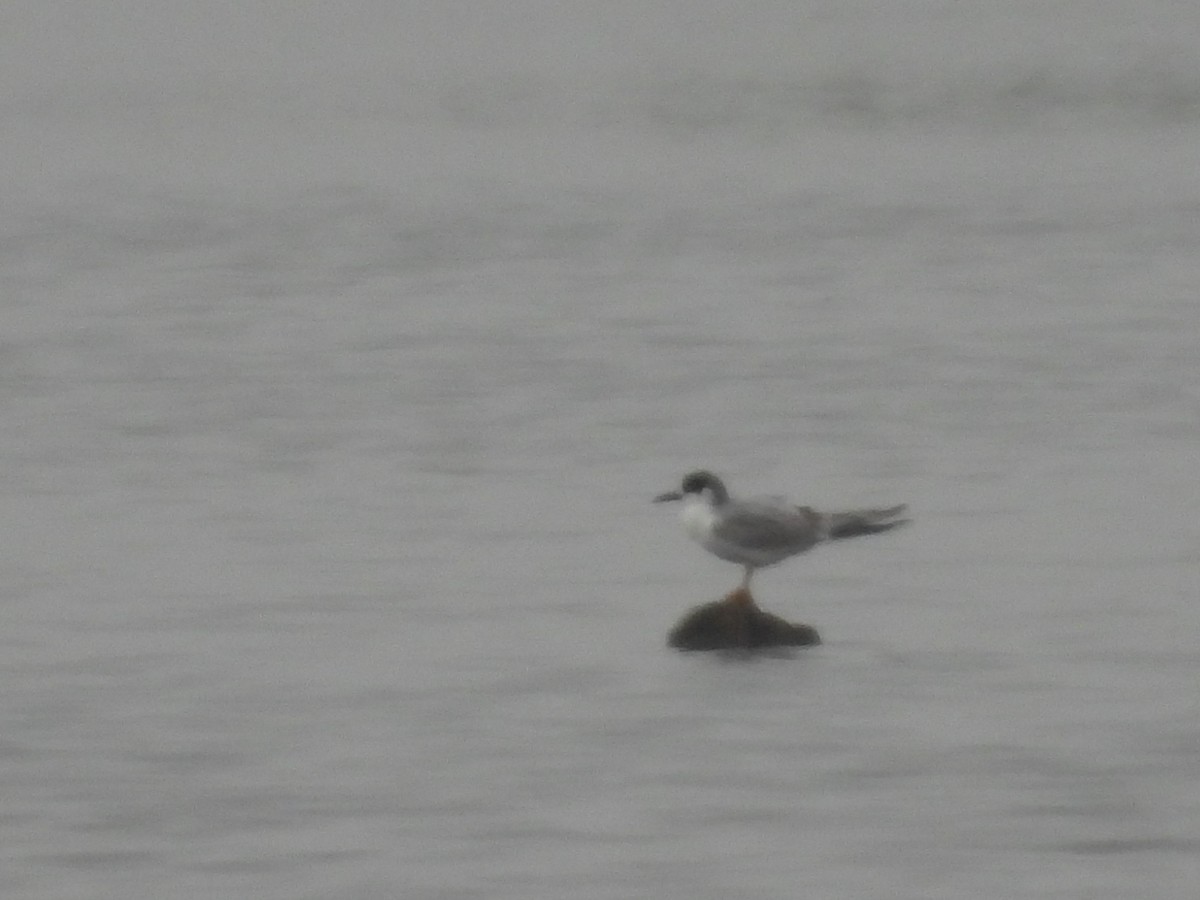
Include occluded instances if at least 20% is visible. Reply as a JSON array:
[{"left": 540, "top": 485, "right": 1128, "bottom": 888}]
[{"left": 679, "top": 497, "right": 719, "bottom": 546}]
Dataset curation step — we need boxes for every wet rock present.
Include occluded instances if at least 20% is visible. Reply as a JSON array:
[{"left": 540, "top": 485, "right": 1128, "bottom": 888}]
[{"left": 667, "top": 588, "right": 821, "bottom": 652}]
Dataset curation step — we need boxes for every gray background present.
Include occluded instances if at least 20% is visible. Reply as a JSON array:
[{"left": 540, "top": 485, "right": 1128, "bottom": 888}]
[{"left": 3, "top": 2, "right": 1199, "bottom": 898}]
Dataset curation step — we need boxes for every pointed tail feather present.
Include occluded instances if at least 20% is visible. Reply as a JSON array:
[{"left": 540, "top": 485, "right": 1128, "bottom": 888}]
[{"left": 823, "top": 504, "right": 909, "bottom": 540}]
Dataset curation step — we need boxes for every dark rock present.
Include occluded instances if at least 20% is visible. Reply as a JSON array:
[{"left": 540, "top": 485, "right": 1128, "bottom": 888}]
[{"left": 667, "top": 588, "right": 821, "bottom": 652}]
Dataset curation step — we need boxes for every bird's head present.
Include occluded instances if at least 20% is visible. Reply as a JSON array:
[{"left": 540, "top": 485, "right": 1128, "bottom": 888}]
[{"left": 654, "top": 470, "right": 729, "bottom": 505}]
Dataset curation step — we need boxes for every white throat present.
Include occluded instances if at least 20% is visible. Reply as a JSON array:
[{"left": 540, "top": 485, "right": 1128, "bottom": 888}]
[{"left": 679, "top": 492, "right": 719, "bottom": 545}]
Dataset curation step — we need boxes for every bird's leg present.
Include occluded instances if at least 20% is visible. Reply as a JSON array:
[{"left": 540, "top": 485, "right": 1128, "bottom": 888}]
[
  {"left": 724, "top": 566, "right": 756, "bottom": 644},
  {"left": 724, "top": 565, "right": 754, "bottom": 609}
]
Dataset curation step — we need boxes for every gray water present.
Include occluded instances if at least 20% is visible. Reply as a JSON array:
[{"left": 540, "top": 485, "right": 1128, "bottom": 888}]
[{"left": 3, "top": 3, "right": 1199, "bottom": 898}]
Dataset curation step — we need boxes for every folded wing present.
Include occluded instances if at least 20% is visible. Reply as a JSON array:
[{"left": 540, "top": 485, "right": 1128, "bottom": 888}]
[
  {"left": 821, "top": 504, "right": 909, "bottom": 540},
  {"left": 709, "top": 500, "right": 823, "bottom": 563}
]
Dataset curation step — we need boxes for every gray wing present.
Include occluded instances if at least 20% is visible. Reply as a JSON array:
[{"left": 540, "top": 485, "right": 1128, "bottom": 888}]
[
  {"left": 711, "top": 499, "right": 823, "bottom": 555},
  {"left": 821, "top": 504, "right": 909, "bottom": 540}
]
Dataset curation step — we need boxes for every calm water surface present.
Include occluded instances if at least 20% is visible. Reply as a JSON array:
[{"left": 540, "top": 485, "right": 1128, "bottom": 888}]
[{"left": 3, "top": 3, "right": 1199, "bottom": 898}]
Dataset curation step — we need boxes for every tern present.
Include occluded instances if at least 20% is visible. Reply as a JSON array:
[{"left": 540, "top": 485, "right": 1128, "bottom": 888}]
[{"left": 654, "top": 470, "right": 908, "bottom": 592}]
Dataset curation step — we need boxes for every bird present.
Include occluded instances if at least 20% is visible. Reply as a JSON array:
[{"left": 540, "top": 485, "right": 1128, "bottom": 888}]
[{"left": 654, "top": 470, "right": 908, "bottom": 594}]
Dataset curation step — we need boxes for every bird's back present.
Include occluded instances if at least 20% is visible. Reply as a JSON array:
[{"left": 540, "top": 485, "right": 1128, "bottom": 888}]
[{"left": 705, "top": 496, "right": 822, "bottom": 567}]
